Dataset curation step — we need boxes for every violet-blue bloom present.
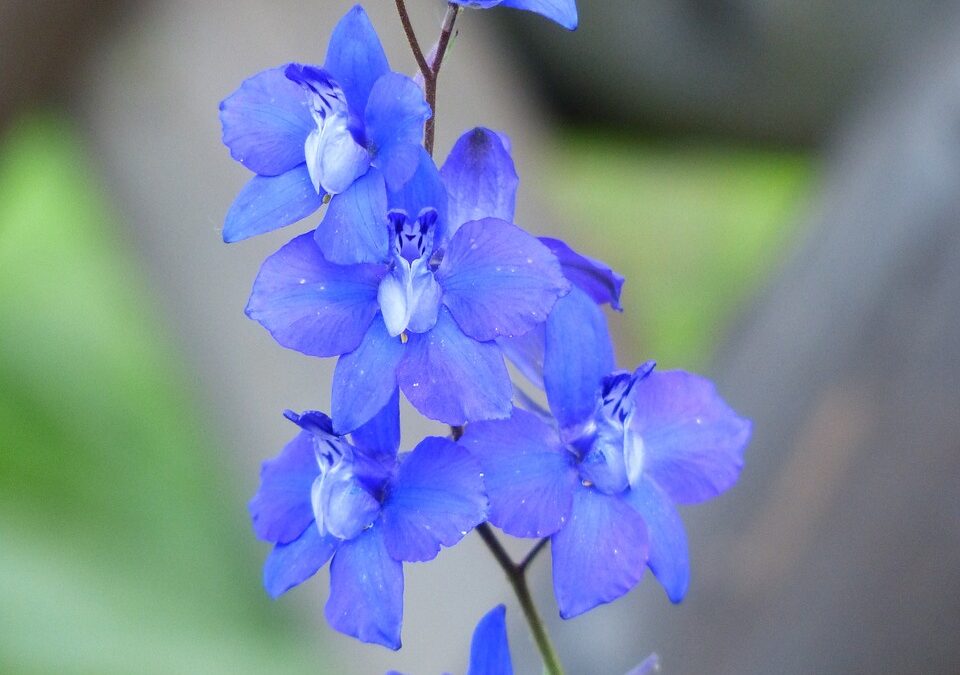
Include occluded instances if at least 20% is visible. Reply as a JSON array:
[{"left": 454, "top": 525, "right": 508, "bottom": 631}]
[
  {"left": 455, "top": 127, "right": 625, "bottom": 388},
  {"left": 249, "top": 402, "right": 487, "bottom": 649},
  {"left": 450, "top": 0, "right": 578, "bottom": 30},
  {"left": 461, "top": 291, "right": 751, "bottom": 618},
  {"left": 246, "top": 139, "right": 569, "bottom": 431},
  {"left": 219, "top": 5, "right": 430, "bottom": 244}
]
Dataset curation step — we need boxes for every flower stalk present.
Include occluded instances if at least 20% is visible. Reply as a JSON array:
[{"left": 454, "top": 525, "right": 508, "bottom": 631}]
[
  {"left": 395, "top": 0, "right": 461, "bottom": 155},
  {"left": 417, "top": 2, "right": 562, "bottom": 666},
  {"left": 477, "top": 523, "right": 564, "bottom": 675}
]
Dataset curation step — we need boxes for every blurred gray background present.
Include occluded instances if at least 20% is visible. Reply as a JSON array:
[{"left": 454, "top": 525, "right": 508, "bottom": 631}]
[{"left": 1, "top": 1, "right": 958, "bottom": 673}]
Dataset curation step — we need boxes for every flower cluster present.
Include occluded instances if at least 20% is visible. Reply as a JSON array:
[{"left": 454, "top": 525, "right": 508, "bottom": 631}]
[{"left": 221, "top": 2, "right": 751, "bottom": 670}]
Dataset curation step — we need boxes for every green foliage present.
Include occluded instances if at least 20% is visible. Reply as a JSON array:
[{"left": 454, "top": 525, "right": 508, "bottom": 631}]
[
  {"left": 548, "top": 133, "right": 810, "bottom": 369},
  {"left": 0, "top": 115, "right": 322, "bottom": 674}
]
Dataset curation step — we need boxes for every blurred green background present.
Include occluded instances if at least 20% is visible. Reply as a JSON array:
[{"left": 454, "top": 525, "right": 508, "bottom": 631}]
[
  {"left": 0, "top": 113, "right": 807, "bottom": 673},
  {"left": 6, "top": 0, "right": 958, "bottom": 672},
  {"left": 0, "top": 116, "right": 323, "bottom": 674}
]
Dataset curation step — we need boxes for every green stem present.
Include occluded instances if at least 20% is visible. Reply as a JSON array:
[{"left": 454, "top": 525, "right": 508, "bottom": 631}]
[{"left": 476, "top": 524, "right": 564, "bottom": 675}]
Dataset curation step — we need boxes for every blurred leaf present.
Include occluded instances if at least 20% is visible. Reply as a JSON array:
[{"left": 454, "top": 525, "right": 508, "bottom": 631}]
[
  {"left": 0, "top": 114, "right": 323, "bottom": 674},
  {"left": 547, "top": 134, "right": 810, "bottom": 369}
]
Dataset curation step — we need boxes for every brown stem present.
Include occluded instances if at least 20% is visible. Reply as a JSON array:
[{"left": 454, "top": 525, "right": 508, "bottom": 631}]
[
  {"left": 395, "top": 1, "right": 461, "bottom": 156},
  {"left": 394, "top": 0, "right": 431, "bottom": 79},
  {"left": 423, "top": 3, "right": 461, "bottom": 155}
]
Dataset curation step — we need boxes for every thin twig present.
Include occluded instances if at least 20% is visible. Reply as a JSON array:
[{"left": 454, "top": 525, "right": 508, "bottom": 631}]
[
  {"left": 394, "top": 0, "right": 431, "bottom": 79},
  {"left": 476, "top": 523, "right": 516, "bottom": 574},
  {"left": 423, "top": 3, "right": 461, "bottom": 155},
  {"left": 432, "top": 3, "right": 459, "bottom": 78},
  {"left": 475, "top": 523, "right": 565, "bottom": 675},
  {"left": 518, "top": 537, "right": 550, "bottom": 573}
]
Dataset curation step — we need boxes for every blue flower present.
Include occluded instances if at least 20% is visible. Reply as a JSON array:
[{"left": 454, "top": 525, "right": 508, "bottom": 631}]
[
  {"left": 249, "top": 400, "right": 487, "bottom": 649},
  {"left": 496, "top": 235, "right": 625, "bottom": 388},
  {"left": 461, "top": 290, "right": 751, "bottom": 618},
  {"left": 245, "top": 134, "right": 569, "bottom": 432},
  {"left": 388, "top": 605, "right": 514, "bottom": 675},
  {"left": 219, "top": 5, "right": 430, "bottom": 243},
  {"left": 450, "top": 0, "right": 578, "bottom": 30}
]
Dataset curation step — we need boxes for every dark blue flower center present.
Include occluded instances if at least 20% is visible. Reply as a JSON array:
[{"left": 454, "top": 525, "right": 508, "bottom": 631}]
[
  {"left": 389, "top": 208, "right": 439, "bottom": 264},
  {"left": 562, "top": 362, "right": 656, "bottom": 495},
  {"left": 284, "top": 410, "right": 384, "bottom": 540}
]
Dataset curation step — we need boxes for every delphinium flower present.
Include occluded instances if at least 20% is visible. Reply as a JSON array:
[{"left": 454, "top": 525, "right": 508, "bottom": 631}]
[
  {"left": 449, "top": 127, "right": 625, "bottom": 384},
  {"left": 388, "top": 604, "right": 515, "bottom": 675},
  {"left": 225, "top": 0, "right": 753, "bottom": 670},
  {"left": 249, "top": 399, "right": 487, "bottom": 648},
  {"left": 245, "top": 130, "right": 570, "bottom": 433},
  {"left": 450, "top": 0, "right": 579, "bottom": 30},
  {"left": 461, "top": 289, "right": 752, "bottom": 617},
  {"left": 219, "top": 5, "right": 430, "bottom": 246}
]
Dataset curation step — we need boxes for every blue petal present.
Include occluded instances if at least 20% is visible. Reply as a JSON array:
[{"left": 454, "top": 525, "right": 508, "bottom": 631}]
[
  {"left": 381, "top": 437, "right": 487, "bottom": 562},
  {"left": 316, "top": 167, "right": 389, "bottom": 264},
  {"left": 304, "top": 112, "right": 371, "bottom": 196},
  {"left": 579, "top": 421, "right": 630, "bottom": 496},
  {"left": 624, "top": 654, "right": 662, "bottom": 675},
  {"left": 365, "top": 73, "right": 431, "bottom": 190},
  {"left": 467, "top": 605, "right": 514, "bottom": 675},
  {"left": 543, "top": 287, "right": 615, "bottom": 429},
  {"left": 283, "top": 63, "right": 371, "bottom": 195},
  {"left": 249, "top": 429, "right": 318, "bottom": 544},
  {"left": 323, "top": 5, "right": 390, "bottom": 116},
  {"left": 263, "top": 523, "right": 339, "bottom": 599},
  {"left": 313, "top": 458, "right": 382, "bottom": 541},
  {"left": 623, "top": 477, "right": 690, "bottom": 603},
  {"left": 499, "top": 0, "right": 578, "bottom": 29},
  {"left": 332, "top": 315, "right": 404, "bottom": 434},
  {"left": 246, "top": 232, "right": 383, "bottom": 357},
  {"left": 397, "top": 307, "right": 512, "bottom": 425},
  {"left": 325, "top": 522, "right": 404, "bottom": 649},
  {"left": 223, "top": 165, "right": 325, "bottom": 243},
  {"left": 451, "top": 0, "right": 502, "bottom": 7},
  {"left": 496, "top": 325, "right": 545, "bottom": 389},
  {"left": 550, "top": 487, "right": 648, "bottom": 619},
  {"left": 440, "top": 128, "right": 518, "bottom": 239},
  {"left": 539, "top": 237, "right": 624, "bottom": 310},
  {"left": 388, "top": 150, "right": 449, "bottom": 240},
  {"left": 461, "top": 409, "right": 577, "bottom": 538},
  {"left": 629, "top": 371, "right": 751, "bottom": 504},
  {"left": 219, "top": 65, "right": 314, "bottom": 176},
  {"left": 378, "top": 256, "right": 442, "bottom": 337},
  {"left": 284, "top": 408, "right": 335, "bottom": 435},
  {"left": 437, "top": 218, "right": 568, "bottom": 342},
  {"left": 350, "top": 387, "right": 401, "bottom": 458}
]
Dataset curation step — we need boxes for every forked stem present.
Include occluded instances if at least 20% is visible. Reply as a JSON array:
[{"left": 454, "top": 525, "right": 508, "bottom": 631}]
[
  {"left": 476, "top": 524, "right": 564, "bottom": 675},
  {"left": 395, "top": 0, "right": 461, "bottom": 155},
  {"left": 398, "top": 2, "right": 563, "bottom": 669}
]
